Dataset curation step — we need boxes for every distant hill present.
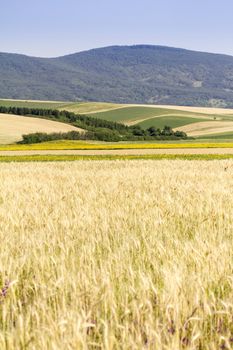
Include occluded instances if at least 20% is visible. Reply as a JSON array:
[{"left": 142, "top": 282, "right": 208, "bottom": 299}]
[{"left": 1, "top": 45, "right": 233, "bottom": 107}]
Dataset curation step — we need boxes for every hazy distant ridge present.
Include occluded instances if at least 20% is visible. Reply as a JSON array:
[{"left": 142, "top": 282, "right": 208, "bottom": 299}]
[{"left": 1, "top": 45, "right": 233, "bottom": 107}]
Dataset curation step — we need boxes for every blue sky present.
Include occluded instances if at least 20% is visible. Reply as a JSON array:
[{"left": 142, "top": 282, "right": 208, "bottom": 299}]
[{"left": 1, "top": 0, "right": 233, "bottom": 57}]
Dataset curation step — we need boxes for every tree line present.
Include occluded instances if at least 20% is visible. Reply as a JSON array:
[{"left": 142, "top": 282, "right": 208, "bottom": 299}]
[{"left": 0, "top": 106, "right": 129, "bottom": 132}]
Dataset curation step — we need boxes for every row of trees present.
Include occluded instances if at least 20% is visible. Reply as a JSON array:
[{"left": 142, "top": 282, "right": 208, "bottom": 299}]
[
  {"left": 0, "top": 106, "right": 187, "bottom": 143},
  {"left": 19, "top": 131, "right": 90, "bottom": 144},
  {"left": 0, "top": 106, "right": 129, "bottom": 133}
]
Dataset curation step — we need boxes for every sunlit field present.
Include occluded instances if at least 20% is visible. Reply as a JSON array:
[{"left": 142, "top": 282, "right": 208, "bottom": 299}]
[
  {"left": 0, "top": 114, "right": 81, "bottom": 144},
  {"left": 2, "top": 141, "right": 233, "bottom": 151},
  {"left": 0, "top": 160, "right": 232, "bottom": 349}
]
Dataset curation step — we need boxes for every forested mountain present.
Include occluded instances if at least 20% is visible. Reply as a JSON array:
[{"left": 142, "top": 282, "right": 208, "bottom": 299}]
[{"left": 1, "top": 45, "right": 233, "bottom": 107}]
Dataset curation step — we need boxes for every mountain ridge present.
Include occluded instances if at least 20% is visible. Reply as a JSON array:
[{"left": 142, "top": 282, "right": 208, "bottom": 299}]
[
  {"left": 1, "top": 45, "right": 233, "bottom": 107},
  {"left": 2, "top": 44, "right": 232, "bottom": 59}
]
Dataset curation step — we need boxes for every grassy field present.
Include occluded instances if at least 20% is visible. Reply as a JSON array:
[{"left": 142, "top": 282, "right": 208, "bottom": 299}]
[
  {"left": 58, "top": 102, "right": 126, "bottom": 114},
  {"left": 0, "top": 114, "right": 82, "bottom": 144},
  {"left": 88, "top": 106, "right": 173, "bottom": 122},
  {"left": 0, "top": 160, "right": 232, "bottom": 349},
  {"left": 199, "top": 132, "right": 233, "bottom": 139},
  {"left": 137, "top": 116, "right": 208, "bottom": 129},
  {"left": 1, "top": 154, "right": 233, "bottom": 162},
  {"left": 88, "top": 106, "right": 212, "bottom": 123},
  {"left": 0, "top": 99, "right": 69, "bottom": 109},
  {"left": 177, "top": 121, "right": 233, "bottom": 137},
  {"left": 67, "top": 102, "right": 233, "bottom": 120},
  {"left": 140, "top": 104, "right": 233, "bottom": 115}
]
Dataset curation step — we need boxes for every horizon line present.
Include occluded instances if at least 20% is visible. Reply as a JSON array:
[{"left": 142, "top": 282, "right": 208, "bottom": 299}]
[{"left": 1, "top": 44, "right": 233, "bottom": 59}]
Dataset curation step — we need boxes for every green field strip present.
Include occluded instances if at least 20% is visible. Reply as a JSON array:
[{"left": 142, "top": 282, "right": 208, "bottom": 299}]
[
  {"left": 1, "top": 154, "right": 233, "bottom": 162},
  {"left": 58, "top": 102, "right": 124, "bottom": 114},
  {"left": 136, "top": 116, "right": 210, "bottom": 129},
  {"left": 0, "top": 99, "right": 69, "bottom": 109},
  {"left": 197, "top": 131, "right": 233, "bottom": 139},
  {"left": 87, "top": 106, "right": 215, "bottom": 123}
]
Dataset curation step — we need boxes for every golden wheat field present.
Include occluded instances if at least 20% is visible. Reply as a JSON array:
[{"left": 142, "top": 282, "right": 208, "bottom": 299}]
[
  {"left": 0, "top": 114, "right": 82, "bottom": 144},
  {"left": 0, "top": 160, "right": 233, "bottom": 349}
]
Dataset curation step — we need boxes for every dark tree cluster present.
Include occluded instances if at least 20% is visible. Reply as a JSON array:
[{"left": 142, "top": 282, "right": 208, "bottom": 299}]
[{"left": 19, "top": 131, "right": 95, "bottom": 144}]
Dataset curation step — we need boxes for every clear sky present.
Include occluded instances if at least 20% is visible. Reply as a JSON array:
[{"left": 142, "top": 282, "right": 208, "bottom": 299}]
[{"left": 1, "top": 0, "right": 233, "bottom": 57}]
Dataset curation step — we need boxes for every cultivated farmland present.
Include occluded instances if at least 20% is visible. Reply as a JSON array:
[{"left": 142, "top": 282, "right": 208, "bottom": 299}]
[
  {"left": 84, "top": 104, "right": 233, "bottom": 137},
  {"left": 2, "top": 99, "right": 233, "bottom": 139},
  {"left": 177, "top": 121, "right": 233, "bottom": 137},
  {"left": 60, "top": 102, "right": 127, "bottom": 114},
  {"left": 0, "top": 160, "right": 232, "bottom": 349},
  {"left": 87, "top": 106, "right": 213, "bottom": 124}
]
